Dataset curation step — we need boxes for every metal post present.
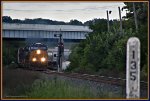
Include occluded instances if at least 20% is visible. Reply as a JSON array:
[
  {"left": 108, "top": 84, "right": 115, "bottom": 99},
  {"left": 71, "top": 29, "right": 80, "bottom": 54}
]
[
  {"left": 107, "top": 10, "right": 110, "bottom": 32},
  {"left": 57, "top": 44, "right": 60, "bottom": 72},
  {"left": 59, "top": 34, "right": 62, "bottom": 72},
  {"left": 133, "top": 3, "right": 138, "bottom": 32},
  {"left": 8, "top": 43, "right": 10, "bottom": 64},
  {"left": 118, "top": 7, "right": 123, "bottom": 34},
  {"left": 54, "top": 29, "right": 63, "bottom": 72},
  {"left": 57, "top": 35, "right": 61, "bottom": 72}
]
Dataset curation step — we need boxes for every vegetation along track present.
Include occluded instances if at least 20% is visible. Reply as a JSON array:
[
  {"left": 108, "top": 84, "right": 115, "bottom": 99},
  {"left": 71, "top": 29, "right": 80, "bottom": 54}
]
[{"left": 42, "top": 69, "right": 148, "bottom": 90}]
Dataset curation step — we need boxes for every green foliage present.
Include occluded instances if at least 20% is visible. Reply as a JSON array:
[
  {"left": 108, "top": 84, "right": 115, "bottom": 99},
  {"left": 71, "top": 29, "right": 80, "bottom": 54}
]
[
  {"left": 122, "top": 2, "right": 148, "bottom": 72},
  {"left": 26, "top": 79, "right": 95, "bottom": 98},
  {"left": 69, "top": 19, "right": 83, "bottom": 25},
  {"left": 101, "top": 29, "right": 136, "bottom": 71},
  {"left": 122, "top": 2, "right": 148, "bottom": 30},
  {"left": 3, "top": 42, "right": 17, "bottom": 65},
  {"left": 69, "top": 26, "right": 138, "bottom": 73},
  {"left": 68, "top": 2, "right": 148, "bottom": 79},
  {"left": 3, "top": 40, "right": 26, "bottom": 65},
  {"left": 89, "top": 19, "right": 107, "bottom": 33},
  {"left": 3, "top": 16, "right": 83, "bottom": 25}
]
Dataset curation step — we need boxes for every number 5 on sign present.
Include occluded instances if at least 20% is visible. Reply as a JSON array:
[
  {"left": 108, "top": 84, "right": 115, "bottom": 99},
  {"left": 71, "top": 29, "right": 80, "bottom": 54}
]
[{"left": 126, "top": 37, "right": 140, "bottom": 98}]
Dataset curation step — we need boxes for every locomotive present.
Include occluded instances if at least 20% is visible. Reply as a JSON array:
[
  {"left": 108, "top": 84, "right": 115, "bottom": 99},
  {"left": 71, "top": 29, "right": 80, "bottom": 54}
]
[{"left": 18, "top": 43, "right": 49, "bottom": 70}]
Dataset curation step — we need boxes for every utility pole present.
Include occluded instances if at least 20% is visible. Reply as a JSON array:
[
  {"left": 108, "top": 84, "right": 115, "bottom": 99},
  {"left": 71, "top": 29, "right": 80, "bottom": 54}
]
[
  {"left": 107, "top": 10, "right": 112, "bottom": 32},
  {"left": 118, "top": 7, "right": 123, "bottom": 34},
  {"left": 126, "top": 10, "right": 128, "bottom": 16},
  {"left": 106, "top": 10, "right": 110, "bottom": 32},
  {"left": 59, "top": 29, "right": 62, "bottom": 72},
  {"left": 133, "top": 2, "right": 138, "bottom": 32}
]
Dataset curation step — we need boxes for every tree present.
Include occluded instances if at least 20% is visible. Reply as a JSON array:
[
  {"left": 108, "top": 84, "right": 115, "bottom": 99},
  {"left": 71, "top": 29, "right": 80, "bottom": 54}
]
[
  {"left": 2, "top": 16, "right": 13, "bottom": 23},
  {"left": 122, "top": 2, "right": 148, "bottom": 70},
  {"left": 122, "top": 2, "right": 148, "bottom": 28},
  {"left": 68, "top": 19, "right": 83, "bottom": 25}
]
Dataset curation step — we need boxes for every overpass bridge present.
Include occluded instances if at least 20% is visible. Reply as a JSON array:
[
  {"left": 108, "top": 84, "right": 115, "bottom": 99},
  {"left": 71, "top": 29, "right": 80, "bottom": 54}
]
[
  {"left": 2, "top": 23, "right": 92, "bottom": 48},
  {"left": 2, "top": 23, "right": 92, "bottom": 41}
]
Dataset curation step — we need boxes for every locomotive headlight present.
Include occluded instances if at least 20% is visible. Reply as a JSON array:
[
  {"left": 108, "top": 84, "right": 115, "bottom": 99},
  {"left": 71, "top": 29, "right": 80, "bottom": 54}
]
[
  {"left": 36, "top": 50, "right": 41, "bottom": 54},
  {"left": 32, "top": 58, "right": 37, "bottom": 62},
  {"left": 41, "top": 57, "right": 46, "bottom": 62}
]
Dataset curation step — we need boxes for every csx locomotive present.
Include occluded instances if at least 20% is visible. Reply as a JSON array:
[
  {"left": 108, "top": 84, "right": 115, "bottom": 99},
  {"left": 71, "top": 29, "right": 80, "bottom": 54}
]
[{"left": 18, "top": 43, "right": 49, "bottom": 70}]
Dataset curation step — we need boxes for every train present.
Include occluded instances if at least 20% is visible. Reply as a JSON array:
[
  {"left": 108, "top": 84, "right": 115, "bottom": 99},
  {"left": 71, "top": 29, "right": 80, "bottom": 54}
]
[
  {"left": 18, "top": 43, "right": 52, "bottom": 70},
  {"left": 18, "top": 42, "right": 64, "bottom": 70}
]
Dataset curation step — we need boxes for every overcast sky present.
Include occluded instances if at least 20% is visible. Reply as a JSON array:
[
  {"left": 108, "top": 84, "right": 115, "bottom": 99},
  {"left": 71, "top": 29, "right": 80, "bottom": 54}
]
[{"left": 2, "top": 2, "right": 126, "bottom": 23}]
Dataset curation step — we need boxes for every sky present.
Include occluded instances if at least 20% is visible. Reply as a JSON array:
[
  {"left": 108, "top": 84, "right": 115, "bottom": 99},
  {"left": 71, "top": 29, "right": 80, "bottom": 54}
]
[{"left": 2, "top": 2, "right": 126, "bottom": 23}]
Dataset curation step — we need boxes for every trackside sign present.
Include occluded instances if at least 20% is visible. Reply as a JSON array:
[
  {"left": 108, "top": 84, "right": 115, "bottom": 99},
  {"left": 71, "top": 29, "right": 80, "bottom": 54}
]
[{"left": 126, "top": 37, "right": 140, "bottom": 98}]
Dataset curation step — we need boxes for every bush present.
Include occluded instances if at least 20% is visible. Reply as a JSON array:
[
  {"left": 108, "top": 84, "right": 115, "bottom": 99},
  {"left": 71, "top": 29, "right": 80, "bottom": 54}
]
[
  {"left": 68, "top": 25, "right": 148, "bottom": 80},
  {"left": 3, "top": 40, "right": 26, "bottom": 66}
]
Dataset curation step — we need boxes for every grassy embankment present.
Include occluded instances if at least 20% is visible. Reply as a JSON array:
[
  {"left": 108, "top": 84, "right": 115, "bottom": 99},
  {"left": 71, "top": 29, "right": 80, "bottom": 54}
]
[{"left": 3, "top": 66, "right": 123, "bottom": 99}]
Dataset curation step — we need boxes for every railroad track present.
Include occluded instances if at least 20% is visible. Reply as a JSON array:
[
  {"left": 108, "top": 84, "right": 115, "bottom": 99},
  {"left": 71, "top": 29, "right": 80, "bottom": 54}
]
[{"left": 42, "top": 69, "right": 148, "bottom": 89}]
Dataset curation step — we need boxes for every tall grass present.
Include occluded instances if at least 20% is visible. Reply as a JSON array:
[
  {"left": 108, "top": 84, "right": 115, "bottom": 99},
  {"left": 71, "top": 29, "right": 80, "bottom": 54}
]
[
  {"left": 3, "top": 67, "right": 123, "bottom": 99},
  {"left": 26, "top": 77, "right": 123, "bottom": 99},
  {"left": 26, "top": 79, "right": 95, "bottom": 99}
]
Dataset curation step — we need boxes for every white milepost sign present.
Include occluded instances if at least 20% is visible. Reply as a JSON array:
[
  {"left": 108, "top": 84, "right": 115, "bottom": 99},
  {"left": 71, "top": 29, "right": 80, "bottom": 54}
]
[{"left": 126, "top": 37, "right": 140, "bottom": 98}]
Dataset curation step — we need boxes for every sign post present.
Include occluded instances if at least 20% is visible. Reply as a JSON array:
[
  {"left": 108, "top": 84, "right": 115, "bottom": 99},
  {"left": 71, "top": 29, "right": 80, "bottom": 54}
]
[
  {"left": 126, "top": 37, "right": 140, "bottom": 98},
  {"left": 54, "top": 29, "right": 63, "bottom": 72}
]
